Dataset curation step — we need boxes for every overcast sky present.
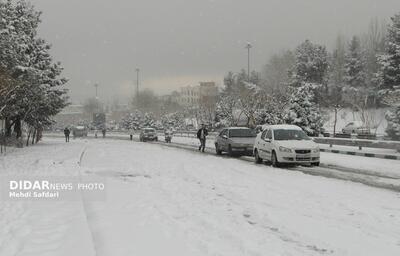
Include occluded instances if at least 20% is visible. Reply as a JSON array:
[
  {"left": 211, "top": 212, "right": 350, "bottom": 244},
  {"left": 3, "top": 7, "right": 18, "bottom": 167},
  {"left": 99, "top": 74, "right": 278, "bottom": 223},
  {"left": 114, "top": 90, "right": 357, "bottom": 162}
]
[{"left": 34, "top": 0, "right": 400, "bottom": 103}]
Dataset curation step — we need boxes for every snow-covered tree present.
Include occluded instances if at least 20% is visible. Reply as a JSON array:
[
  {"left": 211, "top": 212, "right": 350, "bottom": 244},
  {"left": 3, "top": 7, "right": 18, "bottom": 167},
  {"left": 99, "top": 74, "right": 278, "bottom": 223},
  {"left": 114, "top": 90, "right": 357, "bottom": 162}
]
[
  {"left": 121, "top": 111, "right": 157, "bottom": 130},
  {"left": 161, "top": 112, "right": 185, "bottom": 129},
  {"left": 285, "top": 83, "right": 323, "bottom": 136},
  {"left": 216, "top": 70, "right": 264, "bottom": 127},
  {"left": 0, "top": 0, "right": 67, "bottom": 143},
  {"left": 378, "top": 13, "right": 400, "bottom": 139},
  {"left": 290, "top": 40, "right": 329, "bottom": 87},
  {"left": 254, "top": 94, "right": 286, "bottom": 125},
  {"left": 384, "top": 89, "right": 400, "bottom": 140},
  {"left": 215, "top": 94, "right": 239, "bottom": 127},
  {"left": 377, "top": 13, "right": 400, "bottom": 92},
  {"left": 326, "top": 35, "right": 346, "bottom": 134},
  {"left": 262, "top": 50, "right": 295, "bottom": 94},
  {"left": 362, "top": 18, "right": 386, "bottom": 89},
  {"left": 344, "top": 36, "right": 367, "bottom": 89},
  {"left": 284, "top": 40, "right": 326, "bottom": 134}
]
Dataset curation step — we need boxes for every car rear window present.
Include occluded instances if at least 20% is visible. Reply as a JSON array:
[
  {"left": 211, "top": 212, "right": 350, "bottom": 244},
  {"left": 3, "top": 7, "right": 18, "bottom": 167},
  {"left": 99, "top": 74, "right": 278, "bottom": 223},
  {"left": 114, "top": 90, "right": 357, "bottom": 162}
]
[
  {"left": 229, "top": 129, "right": 256, "bottom": 138},
  {"left": 144, "top": 128, "right": 155, "bottom": 133}
]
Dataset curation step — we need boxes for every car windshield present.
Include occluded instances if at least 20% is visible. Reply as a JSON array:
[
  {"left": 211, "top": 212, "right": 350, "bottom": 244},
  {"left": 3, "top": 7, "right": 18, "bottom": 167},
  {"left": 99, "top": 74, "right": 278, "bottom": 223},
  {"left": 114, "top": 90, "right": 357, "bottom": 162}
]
[
  {"left": 144, "top": 129, "right": 155, "bottom": 133},
  {"left": 273, "top": 129, "right": 310, "bottom": 141},
  {"left": 229, "top": 129, "right": 256, "bottom": 138}
]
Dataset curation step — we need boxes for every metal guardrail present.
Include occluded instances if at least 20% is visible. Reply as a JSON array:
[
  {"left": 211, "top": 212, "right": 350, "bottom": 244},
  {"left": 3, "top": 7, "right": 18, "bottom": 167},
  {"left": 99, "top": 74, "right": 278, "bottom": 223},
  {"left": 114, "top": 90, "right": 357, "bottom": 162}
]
[
  {"left": 45, "top": 129, "right": 400, "bottom": 152},
  {"left": 313, "top": 137, "right": 400, "bottom": 152},
  {"left": 169, "top": 130, "right": 400, "bottom": 152}
]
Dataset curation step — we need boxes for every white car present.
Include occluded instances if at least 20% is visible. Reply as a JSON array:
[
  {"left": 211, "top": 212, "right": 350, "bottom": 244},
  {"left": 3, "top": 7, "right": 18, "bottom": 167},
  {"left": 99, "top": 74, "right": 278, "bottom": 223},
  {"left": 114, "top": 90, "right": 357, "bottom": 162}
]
[
  {"left": 342, "top": 121, "right": 370, "bottom": 135},
  {"left": 253, "top": 125, "right": 320, "bottom": 167}
]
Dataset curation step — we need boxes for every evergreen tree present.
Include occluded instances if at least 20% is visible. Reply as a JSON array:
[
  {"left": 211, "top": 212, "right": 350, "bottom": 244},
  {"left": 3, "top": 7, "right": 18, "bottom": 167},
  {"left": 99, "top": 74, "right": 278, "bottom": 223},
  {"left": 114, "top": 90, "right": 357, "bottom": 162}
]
[
  {"left": 285, "top": 40, "right": 326, "bottom": 134},
  {"left": 378, "top": 13, "right": 400, "bottom": 139},
  {"left": 285, "top": 83, "right": 323, "bottom": 136},
  {"left": 377, "top": 13, "right": 400, "bottom": 91},
  {"left": 382, "top": 88, "right": 400, "bottom": 139},
  {"left": 290, "top": 40, "right": 328, "bottom": 87},
  {"left": 344, "top": 36, "right": 367, "bottom": 88}
]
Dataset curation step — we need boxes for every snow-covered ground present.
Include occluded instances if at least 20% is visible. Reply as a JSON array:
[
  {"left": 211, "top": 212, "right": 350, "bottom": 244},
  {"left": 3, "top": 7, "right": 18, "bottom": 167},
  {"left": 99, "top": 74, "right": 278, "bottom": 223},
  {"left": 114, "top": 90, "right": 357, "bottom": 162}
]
[{"left": 1, "top": 138, "right": 400, "bottom": 256}]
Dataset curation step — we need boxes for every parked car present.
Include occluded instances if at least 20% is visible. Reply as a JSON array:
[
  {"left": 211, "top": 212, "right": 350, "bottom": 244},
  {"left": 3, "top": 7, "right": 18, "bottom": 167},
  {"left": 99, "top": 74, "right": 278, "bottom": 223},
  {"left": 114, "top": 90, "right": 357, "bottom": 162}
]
[
  {"left": 253, "top": 124, "right": 320, "bottom": 167},
  {"left": 215, "top": 127, "right": 256, "bottom": 156},
  {"left": 139, "top": 128, "right": 158, "bottom": 142},
  {"left": 342, "top": 121, "right": 370, "bottom": 135},
  {"left": 73, "top": 126, "right": 88, "bottom": 138}
]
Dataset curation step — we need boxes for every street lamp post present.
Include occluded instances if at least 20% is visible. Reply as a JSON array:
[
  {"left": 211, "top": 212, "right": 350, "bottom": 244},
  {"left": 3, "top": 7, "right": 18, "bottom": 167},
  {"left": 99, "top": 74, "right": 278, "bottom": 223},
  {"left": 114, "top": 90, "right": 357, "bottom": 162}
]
[
  {"left": 245, "top": 42, "right": 252, "bottom": 82},
  {"left": 94, "top": 83, "right": 99, "bottom": 99}
]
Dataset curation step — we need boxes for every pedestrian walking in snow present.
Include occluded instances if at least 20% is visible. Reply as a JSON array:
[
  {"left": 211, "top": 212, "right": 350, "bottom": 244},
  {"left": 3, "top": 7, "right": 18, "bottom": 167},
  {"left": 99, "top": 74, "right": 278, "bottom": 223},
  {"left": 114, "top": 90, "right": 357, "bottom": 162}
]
[
  {"left": 63, "top": 127, "right": 70, "bottom": 142},
  {"left": 197, "top": 124, "right": 208, "bottom": 152}
]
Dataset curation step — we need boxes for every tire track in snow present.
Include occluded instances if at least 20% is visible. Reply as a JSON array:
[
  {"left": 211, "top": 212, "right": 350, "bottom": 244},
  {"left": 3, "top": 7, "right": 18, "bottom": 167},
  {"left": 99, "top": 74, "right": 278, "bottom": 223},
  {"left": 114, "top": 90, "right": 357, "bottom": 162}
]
[{"left": 77, "top": 146, "right": 99, "bottom": 256}]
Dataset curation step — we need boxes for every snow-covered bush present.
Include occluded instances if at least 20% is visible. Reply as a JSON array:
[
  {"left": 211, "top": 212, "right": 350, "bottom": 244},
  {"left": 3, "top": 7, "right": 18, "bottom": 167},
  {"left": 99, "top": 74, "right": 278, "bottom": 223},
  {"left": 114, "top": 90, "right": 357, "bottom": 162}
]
[{"left": 385, "top": 106, "right": 400, "bottom": 140}]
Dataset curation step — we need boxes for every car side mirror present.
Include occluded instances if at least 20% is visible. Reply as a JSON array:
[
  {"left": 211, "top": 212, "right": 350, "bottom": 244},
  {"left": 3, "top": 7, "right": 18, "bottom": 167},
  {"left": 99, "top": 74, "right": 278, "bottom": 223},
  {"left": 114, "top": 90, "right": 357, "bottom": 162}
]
[
  {"left": 222, "top": 135, "right": 228, "bottom": 139},
  {"left": 264, "top": 138, "right": 271, "bottom": 143}
]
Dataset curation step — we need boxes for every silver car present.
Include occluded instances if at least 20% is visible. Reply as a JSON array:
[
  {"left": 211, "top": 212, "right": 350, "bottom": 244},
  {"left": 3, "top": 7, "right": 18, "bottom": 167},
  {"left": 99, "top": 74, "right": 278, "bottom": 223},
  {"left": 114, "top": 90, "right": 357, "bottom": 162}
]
[{"left": 215, "top": 127, "right": 256, "bottom": 156}]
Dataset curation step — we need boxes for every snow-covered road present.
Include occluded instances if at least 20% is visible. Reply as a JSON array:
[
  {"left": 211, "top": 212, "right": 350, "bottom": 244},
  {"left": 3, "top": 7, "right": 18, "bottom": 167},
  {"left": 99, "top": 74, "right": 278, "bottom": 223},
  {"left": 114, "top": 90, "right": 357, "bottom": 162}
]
[{"left": 1, "top": 138, "right": 400, "bottom": 256}]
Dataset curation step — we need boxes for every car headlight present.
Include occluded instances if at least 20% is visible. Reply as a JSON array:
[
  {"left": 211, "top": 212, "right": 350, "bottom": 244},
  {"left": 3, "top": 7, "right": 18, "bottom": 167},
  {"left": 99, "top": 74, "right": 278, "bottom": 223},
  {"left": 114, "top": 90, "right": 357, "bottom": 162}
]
[
  {"left": 279, "top": 146, "right": 292, "bottom": 153},
  {"left": 312, "top": 147, "right": 320, "bottom": 153}
]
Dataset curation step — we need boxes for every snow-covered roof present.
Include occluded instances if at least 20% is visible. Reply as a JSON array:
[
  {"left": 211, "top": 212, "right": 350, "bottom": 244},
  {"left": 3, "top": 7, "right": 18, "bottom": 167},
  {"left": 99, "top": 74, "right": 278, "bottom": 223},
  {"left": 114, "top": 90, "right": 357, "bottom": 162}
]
[
  {"left": 227, "top": 127, "right": 250, "bottom": 130},
  {"left": 263, "top": 124, "right": 302, "bottom": 130}
]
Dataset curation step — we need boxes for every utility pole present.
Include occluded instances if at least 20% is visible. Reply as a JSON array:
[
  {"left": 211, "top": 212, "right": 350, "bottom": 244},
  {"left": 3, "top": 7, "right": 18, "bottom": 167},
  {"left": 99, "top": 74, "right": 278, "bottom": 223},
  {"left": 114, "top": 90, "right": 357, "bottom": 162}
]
[
  {"left": 245, "top": 42, "right": 252, "bottom": 82},
  {"left": 94, "top": 83, "right": 99, "bottom": 99}
]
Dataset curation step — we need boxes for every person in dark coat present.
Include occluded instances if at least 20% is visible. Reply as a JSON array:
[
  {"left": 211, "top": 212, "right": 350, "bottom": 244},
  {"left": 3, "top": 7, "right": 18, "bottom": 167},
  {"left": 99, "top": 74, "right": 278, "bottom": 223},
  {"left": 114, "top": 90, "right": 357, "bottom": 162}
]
[
  {"left": 196, "top": 124, "right": 208, "bottom": 152},
  {"left": 63, "top": 127, "right": 70, "bottom": 142}
]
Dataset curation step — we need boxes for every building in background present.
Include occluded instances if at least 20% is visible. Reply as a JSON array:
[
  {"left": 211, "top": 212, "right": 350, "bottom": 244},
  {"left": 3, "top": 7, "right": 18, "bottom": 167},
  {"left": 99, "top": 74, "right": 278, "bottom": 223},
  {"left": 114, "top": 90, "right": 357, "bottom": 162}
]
[
  {"left": 199, "top": 82, "right": 218, "bottom": 107},
  {"left": 178, "top": 85, "right": 200, "bottom": 107},
  {"left": 53, "top": 104, "right": 90, "bottom": 129},
  {"left": 176, "top": 82, "right": 218, "bottom": 108}
]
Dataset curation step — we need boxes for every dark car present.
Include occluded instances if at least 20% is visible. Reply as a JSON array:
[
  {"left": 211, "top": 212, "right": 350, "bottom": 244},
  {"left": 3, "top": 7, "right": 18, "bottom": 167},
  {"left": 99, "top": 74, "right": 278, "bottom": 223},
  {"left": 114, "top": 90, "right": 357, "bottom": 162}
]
[
  {"left": 139, "top": 128, "right": 158, "bottom": 142},
  {"left": 72, "top": 126, "right": 88, "bottom": 138},
  {"left": 215, "top": 127, "right": 256, "bottom": 156}
]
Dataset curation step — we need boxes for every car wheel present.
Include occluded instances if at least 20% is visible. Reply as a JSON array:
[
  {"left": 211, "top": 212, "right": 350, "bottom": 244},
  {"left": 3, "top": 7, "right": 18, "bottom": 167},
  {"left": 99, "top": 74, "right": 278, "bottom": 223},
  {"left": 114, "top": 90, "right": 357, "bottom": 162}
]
[
  {"left": 215, "top": 143, "right": 222, "bottom": 155},
  {"left": 228, "top": 145, "right": 233, "bottom": 157},
  {"left": 271, "top": 151, "right": 280, "bottom": 167},
  {"left": 312, "top": 162, "right": 320, "bottom": 167},
  {"left": 254, "top": 149, "right": 262, "bottom": 164}
]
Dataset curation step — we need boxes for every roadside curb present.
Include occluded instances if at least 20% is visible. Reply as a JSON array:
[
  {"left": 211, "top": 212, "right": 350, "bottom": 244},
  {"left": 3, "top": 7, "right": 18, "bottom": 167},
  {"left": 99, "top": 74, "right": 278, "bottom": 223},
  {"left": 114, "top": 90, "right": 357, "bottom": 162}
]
[{"left": 320, "top": 148, "right": 400, "bottom": 161}]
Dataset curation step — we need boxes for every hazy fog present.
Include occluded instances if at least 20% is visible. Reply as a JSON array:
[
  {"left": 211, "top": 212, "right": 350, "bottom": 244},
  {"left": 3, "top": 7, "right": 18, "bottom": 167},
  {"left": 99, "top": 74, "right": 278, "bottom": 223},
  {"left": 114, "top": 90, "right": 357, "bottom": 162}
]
[{"left": 34, "top": 0, "right": 400, "bottom": 103}]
